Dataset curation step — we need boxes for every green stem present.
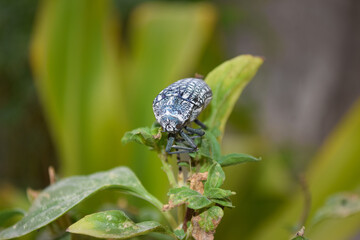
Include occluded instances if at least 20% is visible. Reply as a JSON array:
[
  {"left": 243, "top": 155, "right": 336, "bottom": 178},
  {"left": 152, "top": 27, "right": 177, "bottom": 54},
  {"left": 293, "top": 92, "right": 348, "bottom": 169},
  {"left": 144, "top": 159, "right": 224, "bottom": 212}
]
[
  {"left": 159, "top": 153, "right": 177, "bottom": 188},
  {"left": 163, "top": 210, "right": 178, "bottom": 230},
  {"left": 145, "top": 193, "right": 178, "bottom": 229},
  {"left": 153, "top": 153, "right": 178, "bottom": 229}
]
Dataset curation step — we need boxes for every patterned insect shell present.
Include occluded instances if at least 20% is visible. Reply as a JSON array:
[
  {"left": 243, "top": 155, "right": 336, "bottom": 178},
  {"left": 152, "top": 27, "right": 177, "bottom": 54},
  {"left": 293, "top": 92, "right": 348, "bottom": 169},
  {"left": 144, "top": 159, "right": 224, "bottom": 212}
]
[{"left": 153, "top": 78, "right": 212, "bottom": 133}]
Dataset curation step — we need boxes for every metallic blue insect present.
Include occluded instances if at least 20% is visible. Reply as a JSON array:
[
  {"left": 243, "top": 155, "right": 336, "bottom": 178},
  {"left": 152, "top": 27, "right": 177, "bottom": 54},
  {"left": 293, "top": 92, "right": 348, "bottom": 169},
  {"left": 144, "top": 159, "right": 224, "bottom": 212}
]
[{"left": 153, "top": 78, "right": 212, "bottom": 154}]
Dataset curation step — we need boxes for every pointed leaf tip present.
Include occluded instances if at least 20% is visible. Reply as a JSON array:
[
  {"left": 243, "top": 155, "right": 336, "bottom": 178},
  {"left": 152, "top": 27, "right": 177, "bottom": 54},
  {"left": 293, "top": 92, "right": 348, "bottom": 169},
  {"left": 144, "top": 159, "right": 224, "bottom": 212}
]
[
  {"left": 68, "top": 210, "right": 173, "bottom": 239},
  {"left": 204, "top": 55, "right": 263, "bottom": 138},
  {"left": 218, "top": 153, "right": 261, "bottom": 167}
]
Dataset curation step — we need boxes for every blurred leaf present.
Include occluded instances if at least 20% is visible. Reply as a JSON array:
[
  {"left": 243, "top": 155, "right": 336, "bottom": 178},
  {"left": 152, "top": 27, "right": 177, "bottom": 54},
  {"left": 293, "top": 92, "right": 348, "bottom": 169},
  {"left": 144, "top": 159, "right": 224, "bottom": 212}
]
[
  {"left": 197, "top": 206, "right": 224, "bottom": 232},
  {"left": 0, "top": 167, "right": 163, "bottom": 239},
  {"left": 218, "top": 153, "right": 261, "bottom": 167},
  {"left": 251, "top": 99, "right": 360, "bottom": 240},
  {"left": 68, "top": 210, "right": 173, "bottom": 239},
  {"left": 0, "top": 185, "right": 30, "bottom": 211},
  {"left": 57, "top": 233, "right": 71, "bottom": 240},
  {"left": 164, "top": 187, "right": 212, "bottom": 210},
  {"left": 174, "top": 229, "right": 186, "bottom": 240},
  {"left": 31, "top": 0, "right": 128, "bottom": 175},
  {"left": 312, "top": 192, "right": 360, "bottom": 225},
  {"left": 0, "top": 209, "right": 25, "bottom": 227},
  {"left": 204, "top": 55, "right": 263, "bottom": 139}
]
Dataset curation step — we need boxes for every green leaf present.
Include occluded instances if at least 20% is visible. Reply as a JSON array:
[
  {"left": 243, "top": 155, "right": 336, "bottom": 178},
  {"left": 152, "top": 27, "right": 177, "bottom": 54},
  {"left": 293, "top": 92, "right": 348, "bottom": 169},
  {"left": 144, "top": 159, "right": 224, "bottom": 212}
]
[
  {"left": 252, "top": 99, "right": 360, "bottom": 239},
  {"left": 0, "top": 167, "right": 164, "bottom": 239},
  {"left": 0, "top": 209, "right": 25, "bottom": 227},
  {"left": 210, "top": 198, "right": 234, "bottom": 208},
  {"left": 312, "top": 192, "right": 360, "bottom": 225},
  {"left": 218, "top": 153, "right": 261, "bottom": 167},
  {"left": 204, "top": 55, "right": 263, "bottom": 139},
  {"left": 174, "top": 229, "right": 186, "bottom": 240},
  {"left": 68, "top": 210, "right": 173, "bottom": 239},
  {"left": 205, "top": 188, "right": 235, "bottom": 199},
  {"left": 198, "top": 206, "right": 224, "bottom": 232},
  {"left": 56, "top": 233, "right": 71, "bottom": 240},
  {"left": 165, "top": 187, "right": 212, "bottom": 210},
  {"left": 204, "top": 163, "right": 225, "bottom": 191},
  {"left": 202, "top": 164, "right": 235, "bottom": 207},
  {"left": 31, "top": 0, "right": 130, "bottom": 176},
  {"left": 291, "top": 237, "right": 309, "bottom": 240},
  {"left": 121, "top": 126, "right": 164, "bottom": 151},
  {"left": 197, "top": 129, "right": 221, "bottom": 161}
]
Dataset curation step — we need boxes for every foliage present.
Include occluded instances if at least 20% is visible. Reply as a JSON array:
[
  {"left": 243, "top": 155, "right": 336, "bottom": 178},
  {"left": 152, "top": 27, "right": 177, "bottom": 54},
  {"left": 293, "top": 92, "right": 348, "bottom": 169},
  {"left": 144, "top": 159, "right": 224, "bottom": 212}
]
[
  {"left": 2, "top": 0, "right": 360, "bottom": 239},
  {"left": 30, "top": 0, "right": 216, "bottom": 200},
  {"left": 0, "top": 167, "right": 172, "bottom": 239},
  {"left": 0, "top": 209, "right": 24, "bottom": 228},
  {"left": 0, "top": 55, "right": 263, "bottom": 239},
  {"left": 250, "top": 99, "right": 360, "bottom": 240},
  {"left": 311, "top": 192, "right": 360, "bottom": 225},
  {"left": 203, "top": 55, "right": 264, "bottom": 140},
  {"left": 68, "top": 210, "right": 174, "bottom": 239}
]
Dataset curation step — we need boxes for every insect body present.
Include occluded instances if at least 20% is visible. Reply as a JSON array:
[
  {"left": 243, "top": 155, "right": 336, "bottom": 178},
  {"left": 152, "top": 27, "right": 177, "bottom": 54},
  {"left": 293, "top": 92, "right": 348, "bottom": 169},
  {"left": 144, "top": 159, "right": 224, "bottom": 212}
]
[{"left": 153, "top": 78, "right": 212, "bottom": 154}]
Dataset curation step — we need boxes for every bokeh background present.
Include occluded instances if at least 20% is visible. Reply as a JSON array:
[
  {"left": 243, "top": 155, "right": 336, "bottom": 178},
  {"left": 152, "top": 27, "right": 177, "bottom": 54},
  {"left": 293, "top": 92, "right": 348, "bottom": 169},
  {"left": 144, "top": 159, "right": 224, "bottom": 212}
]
[{"left": 1, "top": 0, "right": 360, "bottom": 239}]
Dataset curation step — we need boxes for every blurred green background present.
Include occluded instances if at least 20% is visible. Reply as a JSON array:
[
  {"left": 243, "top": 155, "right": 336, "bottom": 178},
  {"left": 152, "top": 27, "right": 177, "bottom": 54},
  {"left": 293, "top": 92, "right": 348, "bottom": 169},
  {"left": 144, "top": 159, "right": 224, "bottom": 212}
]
[{"left": 1, "top": 0, "right": 360, "bottom": 239}]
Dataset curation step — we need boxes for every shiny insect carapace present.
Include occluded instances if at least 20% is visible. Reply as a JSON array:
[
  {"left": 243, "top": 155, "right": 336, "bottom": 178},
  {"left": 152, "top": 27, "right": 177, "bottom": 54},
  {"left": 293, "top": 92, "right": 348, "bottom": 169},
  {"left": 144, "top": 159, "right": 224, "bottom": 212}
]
[{"left": 152, "top": 78, "right": 212, "bottom": 154}]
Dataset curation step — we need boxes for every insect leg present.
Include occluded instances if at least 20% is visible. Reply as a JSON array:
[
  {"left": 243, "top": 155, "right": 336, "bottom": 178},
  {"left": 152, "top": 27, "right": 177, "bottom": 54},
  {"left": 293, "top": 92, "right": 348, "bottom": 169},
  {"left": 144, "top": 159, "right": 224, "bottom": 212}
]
[
  {"left": 185, "top": 126, "right": 205, "bottom": 136},
  {"left": 166, "top": 135, "right": 196, "bottom": 154},
  {"left": 166, "top": 135, "right": 175, "bottom": 153},
  {"left": 167, "top": 150, "right": 195, "bottom": 154},
  {"left": 194, "top": 119, "right": 208, "bottom": 130},
  {"left": 179, "top": 130, "right": 197, "bottom": 150},
  {"left": 177, "top": 135, "right": 201, "bottom": 142},
  {"left": 172, "top": 145, "right": 196, "bottom": 151}
]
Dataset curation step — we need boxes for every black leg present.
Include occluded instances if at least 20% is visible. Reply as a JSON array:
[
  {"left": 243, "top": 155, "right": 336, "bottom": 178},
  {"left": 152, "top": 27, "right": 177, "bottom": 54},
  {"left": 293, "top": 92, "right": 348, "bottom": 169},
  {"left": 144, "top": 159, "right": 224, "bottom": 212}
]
[
  {"left": 194, "top": 119, "right": 207, "bottom": 130},
  {"left": 185, "top": 126, "right": 205, "bottom": 136},
  {"left": 166, "top": 130, "right": 200, "bottom": 155},
  {"left": 179, "top": 130, "right": 197, "bottom": 149},
  {"left": 172, "top": 145, "right": 196, "bottom": 151},
  {"left": 166, "top": 135, "right": 175, "bottom": 153},
  {"left": 177, "top": 135, "right": 201, "bottom": 142},
  {"left": 166, "top": 135, "right": 197, "bottom": 154},
  {"left": 166, "top": 149, "right": 196, "bottom": 154}
]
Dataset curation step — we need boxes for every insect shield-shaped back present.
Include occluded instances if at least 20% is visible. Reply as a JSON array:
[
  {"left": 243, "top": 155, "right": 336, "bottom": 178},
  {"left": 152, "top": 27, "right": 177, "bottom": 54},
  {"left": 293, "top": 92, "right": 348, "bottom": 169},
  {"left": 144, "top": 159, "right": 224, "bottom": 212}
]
[{"left": 152, "top": 78, "right": 212, "bottom": 154}]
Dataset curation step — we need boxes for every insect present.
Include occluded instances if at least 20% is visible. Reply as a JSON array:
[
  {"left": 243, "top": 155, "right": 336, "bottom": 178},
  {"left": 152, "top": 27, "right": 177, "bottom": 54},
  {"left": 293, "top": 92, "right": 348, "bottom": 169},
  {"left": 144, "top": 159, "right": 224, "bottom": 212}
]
[{"left": 153, "top": 78, "right": 212, "bottom": 154}]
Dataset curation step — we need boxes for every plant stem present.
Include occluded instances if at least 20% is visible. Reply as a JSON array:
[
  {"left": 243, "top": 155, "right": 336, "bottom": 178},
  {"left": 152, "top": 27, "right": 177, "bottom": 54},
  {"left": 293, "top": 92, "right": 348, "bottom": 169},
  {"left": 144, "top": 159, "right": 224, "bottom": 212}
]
[
  {"left": 182, "top": 208, "right": 194, "bottom": 232},
  {"left": 159, "top": 153, "right": 177, "bottom": 188},
  {"left": 157, "top": 153, "right": 178, "bottom": 229},
  {"left": 148, "top": 194, "right": 178, "bottom": 229},
  {"left": 163, "top": 211, "right": 178, "bottom": 230}
]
